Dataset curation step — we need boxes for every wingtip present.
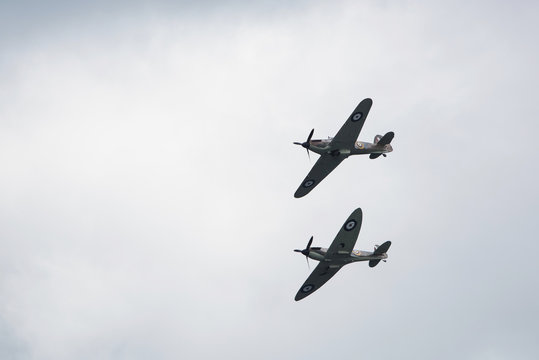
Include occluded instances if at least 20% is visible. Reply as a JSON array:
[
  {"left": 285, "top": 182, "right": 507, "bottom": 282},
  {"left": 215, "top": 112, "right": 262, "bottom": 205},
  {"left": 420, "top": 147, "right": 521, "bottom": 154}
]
[{"left": 350, "top": 207, "right": 363, "bottom": 218}]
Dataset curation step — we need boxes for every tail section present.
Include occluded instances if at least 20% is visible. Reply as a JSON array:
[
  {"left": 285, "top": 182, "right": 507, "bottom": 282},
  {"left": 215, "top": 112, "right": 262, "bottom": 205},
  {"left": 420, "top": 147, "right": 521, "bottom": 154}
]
[
  {"left": 370, "top": 131, "right": 394, "bottom": 159},
  {"left": 373, "top": 241, "right": 391, "bottom": 255},
  {"left": 377, "top": 131, "right": 394, "bottom": 146},
  {"left": 369, "top": 241, "right": 391, "bottom": 268}
]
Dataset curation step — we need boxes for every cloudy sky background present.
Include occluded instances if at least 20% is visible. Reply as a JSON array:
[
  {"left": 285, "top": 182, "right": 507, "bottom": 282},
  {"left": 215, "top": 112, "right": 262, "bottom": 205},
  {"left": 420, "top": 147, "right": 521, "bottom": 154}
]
[{"left": 1, "top": 0, "right": 539, "bottom": 359}]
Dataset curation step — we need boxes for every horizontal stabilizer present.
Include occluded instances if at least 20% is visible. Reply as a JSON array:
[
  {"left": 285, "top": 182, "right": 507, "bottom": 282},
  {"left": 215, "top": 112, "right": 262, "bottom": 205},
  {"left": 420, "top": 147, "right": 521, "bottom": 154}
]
[
  {"left": 369, "top": 153, "right": 382, "bottom": 159},
  {"left": 369, "top": 259, "right": 381, "bottom": 268},
  {"left": 377, "top": 131, "right": 394, "bottom": 146},
  {"left": 373, "top": 241, "right": 391, "bottom": 255}
]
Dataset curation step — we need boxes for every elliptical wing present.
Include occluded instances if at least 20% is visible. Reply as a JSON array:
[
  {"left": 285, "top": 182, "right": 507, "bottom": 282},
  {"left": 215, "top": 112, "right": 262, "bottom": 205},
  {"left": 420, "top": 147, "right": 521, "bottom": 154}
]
[
  {"left": 295, "top": 261, "right": 342, "bottom": 301},
  {"left": 325, "top": 208, "right": 363, "bottom": 258}
]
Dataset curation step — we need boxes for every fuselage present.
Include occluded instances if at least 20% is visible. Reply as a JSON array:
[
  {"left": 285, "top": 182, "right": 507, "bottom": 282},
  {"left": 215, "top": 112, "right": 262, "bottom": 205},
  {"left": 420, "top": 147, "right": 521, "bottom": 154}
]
[
  {"left": 309, "top": 137, "right": 393, "bottom": 157},
  {"left": 307, "top": 246, "right": 388, "bottom": 265}
]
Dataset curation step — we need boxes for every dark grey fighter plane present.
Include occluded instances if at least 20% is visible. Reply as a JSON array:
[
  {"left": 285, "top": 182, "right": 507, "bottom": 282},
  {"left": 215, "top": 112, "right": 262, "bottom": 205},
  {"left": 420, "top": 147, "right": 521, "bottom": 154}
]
[
  {"left": 294, "top": 98, "right": 394, "bottom": 198},
  {"left": 294, "top": 207, "right": 391, "bottom": 301}
]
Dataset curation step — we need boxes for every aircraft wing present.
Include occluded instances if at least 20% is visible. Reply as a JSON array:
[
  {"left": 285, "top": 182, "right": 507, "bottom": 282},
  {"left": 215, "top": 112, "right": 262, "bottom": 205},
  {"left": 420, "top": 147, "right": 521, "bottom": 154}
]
[
  {"left": 325, "top": 208, "right": 363, "bottom": 259},
  {"left": 294, "top": 154, "right": 344, "bottom": 198},
  {"left": 330, "top": 98, "right": 373, "bottom": 149},
  {"left": 294, "top": 208, "right": 363, "bottom": 301},
  {"left": 295, "top": 260, "right": 342, "bottom": 301}
]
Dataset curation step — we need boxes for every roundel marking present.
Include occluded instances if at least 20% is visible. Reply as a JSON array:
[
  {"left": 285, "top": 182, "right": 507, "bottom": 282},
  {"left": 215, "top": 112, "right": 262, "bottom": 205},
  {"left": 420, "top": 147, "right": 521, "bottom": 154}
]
[
  {"left": 344, "top": 219, "right": 357, "bottom": 231},
  {"left": 352, "top": 112, "right": 363, "bottom": 122},
  {"left": 303, "top": 179, "right": 315, "bottom": 188},
  {"left": 301, "top": 284, "right": 315, "bottom": 293}
]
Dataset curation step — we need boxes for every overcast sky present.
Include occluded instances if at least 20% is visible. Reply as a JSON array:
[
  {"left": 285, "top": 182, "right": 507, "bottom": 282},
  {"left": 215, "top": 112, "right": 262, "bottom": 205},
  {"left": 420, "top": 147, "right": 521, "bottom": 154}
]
[{"left": 1, "top": 1, "right": 539, "bottom": 359}]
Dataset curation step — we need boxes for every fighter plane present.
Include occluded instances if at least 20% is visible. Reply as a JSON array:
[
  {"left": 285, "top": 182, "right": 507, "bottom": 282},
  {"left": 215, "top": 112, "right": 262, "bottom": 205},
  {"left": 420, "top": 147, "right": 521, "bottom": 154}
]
[
  {"left": 294, "top": 98, "right": 394, "bottom": 198},
  {"left": 294, "top": 207, "right": 391, "bottom": 301}
]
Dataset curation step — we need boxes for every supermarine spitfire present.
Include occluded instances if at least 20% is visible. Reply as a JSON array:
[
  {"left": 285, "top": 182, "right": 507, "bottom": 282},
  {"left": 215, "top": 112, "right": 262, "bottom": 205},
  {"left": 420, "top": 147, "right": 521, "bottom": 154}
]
[
  {"left": 294, "top": 207, "right": 391, "bottom": 301},
  {"left": 294, "top": 98, "right": 394, "bottom": 198}
]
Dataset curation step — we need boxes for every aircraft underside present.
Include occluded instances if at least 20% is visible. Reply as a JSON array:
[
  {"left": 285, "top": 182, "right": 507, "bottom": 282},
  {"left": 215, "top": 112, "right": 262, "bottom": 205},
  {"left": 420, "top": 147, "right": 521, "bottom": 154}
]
[{"left": 293, "top": 98, "right": 394, "bottom": 300}]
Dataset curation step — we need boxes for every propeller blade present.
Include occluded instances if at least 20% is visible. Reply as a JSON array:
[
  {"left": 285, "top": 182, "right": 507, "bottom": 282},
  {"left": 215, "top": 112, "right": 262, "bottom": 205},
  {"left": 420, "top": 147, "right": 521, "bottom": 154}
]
[
  {"left": 307, "top": 236, "right": 313, "bottom": 250},
  {"left": 307, "top": 128, "right": 314, "bottom": 143},
  {"left": 296, "top": 236, "right": 314, "bottom": 270},
  {"left": 294, "top": 129, "right": 315, "bottom": 162}
]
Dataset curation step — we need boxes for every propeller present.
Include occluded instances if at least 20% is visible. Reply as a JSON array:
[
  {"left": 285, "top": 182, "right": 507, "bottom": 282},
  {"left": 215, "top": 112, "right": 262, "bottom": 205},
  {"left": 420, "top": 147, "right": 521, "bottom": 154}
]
[
  {"left": 294, "top": 129, "right": 315, "bottom": 160},
  {"left": 294, "top": 236, "right": 313, "bottom": 269}
]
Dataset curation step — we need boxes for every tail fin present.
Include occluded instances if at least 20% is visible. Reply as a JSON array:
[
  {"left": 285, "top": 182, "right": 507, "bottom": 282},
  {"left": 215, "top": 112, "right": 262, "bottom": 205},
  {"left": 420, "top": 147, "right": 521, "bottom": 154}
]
[
  {"left": 377, "top": 131, "right": 394, "bottom": 146},
  {"left": 373, "top": 241, "right": 391, "bottom": 255},
  {"left": 369, "top": 241, "right": 391, "bottom": 268},
  {"left": 370, "top": 132, "right": 394, "bottom": 159}
]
